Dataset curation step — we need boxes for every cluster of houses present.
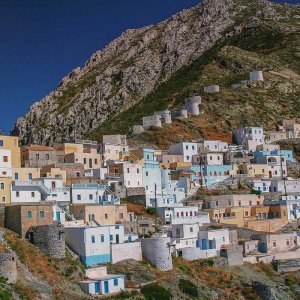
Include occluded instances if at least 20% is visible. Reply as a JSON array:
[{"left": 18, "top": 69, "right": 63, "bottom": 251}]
[{"left": 0, "top": 116, "right": 300, "bottom": 296}]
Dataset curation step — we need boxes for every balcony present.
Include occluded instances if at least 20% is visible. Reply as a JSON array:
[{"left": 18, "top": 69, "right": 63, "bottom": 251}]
[{"left": 105, "top": 173, "right": 121, "bottom": 180}]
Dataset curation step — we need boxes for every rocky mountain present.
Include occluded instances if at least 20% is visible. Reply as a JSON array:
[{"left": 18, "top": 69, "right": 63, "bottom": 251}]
[{"left": 13, "top": 0, "right": 300, "bottom": 145}]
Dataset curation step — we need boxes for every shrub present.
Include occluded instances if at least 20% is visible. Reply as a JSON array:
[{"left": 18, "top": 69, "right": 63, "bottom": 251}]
[
  {"left": 178, "top": 279, "right": 198, "bottom": 297},
  {"left": 141, "top": 284, "right": 172, "bottom": 300},
  {"left": 146, "top": 207, "right": 156, "bottom": 215}
]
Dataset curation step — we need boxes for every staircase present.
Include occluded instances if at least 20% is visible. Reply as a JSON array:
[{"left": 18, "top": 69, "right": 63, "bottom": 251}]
[{"left": 57, "top": 204, "right": 76, "bottom": 221}]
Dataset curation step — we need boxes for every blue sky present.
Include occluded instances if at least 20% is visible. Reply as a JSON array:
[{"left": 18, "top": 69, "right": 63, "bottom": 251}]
[{"left": 0, "top": 0, "right": 299, "bottom": 133}]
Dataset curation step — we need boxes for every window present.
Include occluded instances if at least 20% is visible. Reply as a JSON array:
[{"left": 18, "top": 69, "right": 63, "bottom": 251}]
[
  {"left": 31, "top": 192, "right": 35, "bottom": 197},
  {"left": 145, "top": 171, "right": 148, "bottom": 176},
  {"left": 210, "top": 156, "right": 212, "bottom": 160},
  {"left": 84, "top": 158, "right": 87, "bottom": 164},
  {"left": 273, "top": 241, "right": 277, "bottom": 247},
  {"left": 286, "top": 240, "right": 290, "bottom": 246},
  {"left": 40, "top": 211, "right": 44, "bottom": 219},
  {"left": 114, "top": 278, "right": 118, "bottom": 286},
  {"left": 16, "top": 191, "right": 19, "bottom": 197},
  {"left": 14, "top": 173, "right": 19, "bottom": 180},
  {"left": 245, "top": 211, "right": 249, "bottom": 216},
  {"left": 89, "top": 194, "right": 93, "bottom": 200},
  {"left": 27, "top": 211, "right": 32, "bottom": 219},
  {"left": 3, "top": 156, "right": 8, "bottom": 163},
  {"left": 216, "top": 201, "right": 219, "bottom": 207},
  {"left": 1, "top": 197, "right": 5, "bottom": 202},
  {"left": 36, "top": 154, "right": 39, "bottom": 160},
  {"left": 77, "top": 195, "right": 81, "bottom": 201},
  {"left": 115, "top": 225, "right": 120, "bottom": 229},
  {"left": 190, "top": 227, "right": 193, "bottom": 233},
  {"left": 91, "top": 235, "right": 95, "bottom": 243},
  {"left": 137, "top": 168, "right": 140, "bottom": 174},
  {"left": 186, "top": 156, "right": 189, "bottom": 160},
  {"left": 95, "top": 159, "right": 98, "bottom": 164},
  {"left": 104, "top": 214, "right": 108, "bottom": 219},
  {"left": 146, "top": 154, "right": 150, "bottom": 160},
  {"left": 185, "top": 145, "right": 188, "bottom": 150},
  {"left": 238, "top": 201, "right": 241, "bottom": 206},
  {"left": 119, "top": 213, "right": 123, "bottom": 219},
  {"left": 100, "top": 235, "right": 104, "bottom": 242},
  {"left": 127, "top": 168, "right": 130, "bottom": 173},
  {"left": 28, "top": 173, "right": 32, "bottom": 180},
  {"left": 222, "top": 237, "right": 225, "bottom": 242},
  {"left": 46, "top": 154, "right": 49, "bottom": 160},
  {"left": 0, "top": 140, "right": 3, "bottom": 147},
  {"left": 110, "top": 235, "right": 113, "bottom": 241},
  {"left": 192, "top": 145, "right": 195, "bottom": 150}
]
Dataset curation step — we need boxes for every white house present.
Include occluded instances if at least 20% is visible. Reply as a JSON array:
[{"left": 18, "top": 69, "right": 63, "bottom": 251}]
[
  {"left": 193, "top": 153, "right": 224, "bottom": 166},
  {"left": 157, "top": 206, "right": 210, "bottom": 225},
  {"left": 233, "top": 127, "right": 264, "bottom": 151},
  {"left": 11, "top": 178, "right": 70, "bottom": 203},
  {"left": 79, "top": 266, "right": 125, "bottom": 296},
  {"left": 0, "top": 149, "right": 12, "bottom": 177},
  {"left": 169, "top": 142, "right": 198, "bottom": 162},
  {"left": 200, "top": 140, "right": 228, "bottom": 152},
  {"left": 282, "top": 195, "right": 300, "bottom": 221},
  {"left": 71, "top": 183, "right": 119, "bottom": 205},
  {"left": 170, "top": 223, "right": 200, "bottom": 249},
  {"left": 198, "top": 228, "right": 230, "bottom": 255},
  {"left": 64, "top": 224, "right": 141, "bottom": 266}
]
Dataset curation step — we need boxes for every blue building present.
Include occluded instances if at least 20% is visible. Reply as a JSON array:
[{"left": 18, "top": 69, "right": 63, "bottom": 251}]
[{"left": 253, "top": 150, "right": 293, "bottom": 162}]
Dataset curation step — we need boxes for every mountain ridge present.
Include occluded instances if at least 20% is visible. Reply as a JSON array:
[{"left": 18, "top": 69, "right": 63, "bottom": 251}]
[{"left": 13, "top": 0, "right": 300, "bottom": 145}]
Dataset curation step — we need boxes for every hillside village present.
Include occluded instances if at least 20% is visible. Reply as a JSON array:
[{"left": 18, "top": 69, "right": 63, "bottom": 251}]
[{"left": 1, "top": 69, "right": 300, "bottom": 298}]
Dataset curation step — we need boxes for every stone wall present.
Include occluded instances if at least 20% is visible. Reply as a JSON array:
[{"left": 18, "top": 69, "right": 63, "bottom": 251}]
[
  {"left": 221, "top": 246, "right": 244, "bottom": 266},
  {"left": 0, "top": 205, "right": 5, "bottom": 227},
  {"left": 180, "top": 248, "right": 217, "bottom": 261},
  {"left": 29, "top": 224, "right": 65, "bottom": 259},
  {"left": 140, "top": 237, "right": 172, "bottom": 271},
  {"left": 0, "top": 251, "right": 17, "bottom": 283},
  {"left": 247, "top": 219, "right": 287, "bottom": 233},
  {"left": 273, "top": 259, "right": 300, "bottom": 273},
  {"left": 111, "top": 242, "right": 142, "bottom": 264}
]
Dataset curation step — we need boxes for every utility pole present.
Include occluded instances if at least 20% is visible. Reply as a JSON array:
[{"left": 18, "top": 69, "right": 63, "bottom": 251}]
[
  {"left": 154, "top": 183, "right": 157, "bottom": 233},
  {"left": 280, "top": 150, "right": 287, "bottom": 197}
]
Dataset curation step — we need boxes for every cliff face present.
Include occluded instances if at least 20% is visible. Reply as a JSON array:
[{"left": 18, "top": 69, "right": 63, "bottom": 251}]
[{"left": 13, "top": 0, "right": 300, "bottom": 145}]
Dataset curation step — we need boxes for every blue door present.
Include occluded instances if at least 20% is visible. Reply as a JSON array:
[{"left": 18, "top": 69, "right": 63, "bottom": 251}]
[
  {"left": 201, "top": 239, "right": 207, "bottom": 250},
  {"left": 196, "top": 240, "right": 200, "bottom": 248},
  {"left": 95, "top": 282, "right": 100, "bottom": 294},
  {"left": 104, "top": 281, "right": 109, "bottom": 294},
  {"left": 56, "top": 212, "right": 61, "bottom": 222},
  {"left": 128, "top": 236, "right": 132, "bottom": 243}
]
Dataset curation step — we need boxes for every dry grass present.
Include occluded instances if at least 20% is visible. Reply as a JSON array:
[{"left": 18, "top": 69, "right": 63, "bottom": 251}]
[{"left": 122, "top": 200, "right": 156, "bottom": 219}]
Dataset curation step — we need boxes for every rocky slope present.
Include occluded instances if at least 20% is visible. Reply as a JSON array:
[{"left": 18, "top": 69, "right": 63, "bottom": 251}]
[{"left": 13, "top": 0, "right": 300, "bottom": 145}]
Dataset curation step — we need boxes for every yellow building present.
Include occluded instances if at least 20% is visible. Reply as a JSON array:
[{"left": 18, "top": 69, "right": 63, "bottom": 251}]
[
  {"left": 40, "top": 167, "right": 67, "bottom": 183},
  {"left": 0, "top": 135, "right": 21, "bottom": 168},
  {"left": 12, "top": 167, "right": 40, "bottom": 181},
  {"left": 238, "top": 163, "right": 268, "bottom": 177},
  {"left": 0, "top": 177, "right": 12, "bottom": 204},
  {"left": 69, "top": 204, "right": 129, "bottom": 225},
  {"left": 0, "top": 135, "right": 21, "bottom": 203}
]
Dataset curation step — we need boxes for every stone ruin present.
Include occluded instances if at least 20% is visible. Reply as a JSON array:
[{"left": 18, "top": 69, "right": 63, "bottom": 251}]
[
  {"left": 249, "top": 71, "right": 264, "bottom": 81},
  {"left": 28, "top": 224, "right": 65, "bottom": 259},
  {"left": 204, "top": 85, "right": 220, "bottom": 93},
  {"left": 132, "top": 95, "right": 201, "bottom": 134},
  {"left": 142, "top": 114, "right": 162, "bottom": 130},
  {"left": 0, "top": 251, "right": 17, "bottom": 283}
]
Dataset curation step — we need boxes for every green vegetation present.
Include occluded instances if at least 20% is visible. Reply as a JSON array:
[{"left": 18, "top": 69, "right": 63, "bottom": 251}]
[
  {"left": 146, "top": 207, "right": 156, "bottom": 215},
  {"left": 141, "top": 284, "right": 172, "bottom": 300},
  {"left": 0, "top": 277, "right": 13, "bottom": 300},
  {"left": 178, "top": 279, "right": 198, "bottom": 297}
]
